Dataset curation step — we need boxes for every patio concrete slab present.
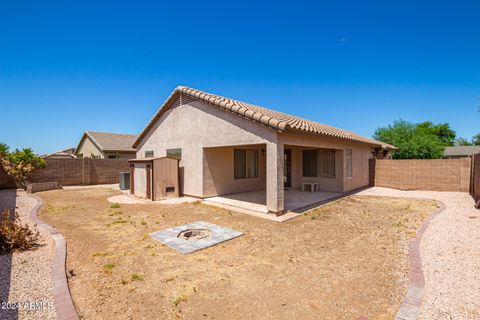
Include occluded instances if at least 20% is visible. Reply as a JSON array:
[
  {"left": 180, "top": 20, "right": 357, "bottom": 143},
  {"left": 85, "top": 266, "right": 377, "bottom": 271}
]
[
  {"left": 201, "top": 200, "right": 301, "bottom": 222},
  {"left": 284, "top": 189, "right": 342, "bottom": 212},
  {"left": 150, "top": 221, "right": 243, "bottom": 254},
  {"left": 107, "top": 194, "right": 199, "bottom": 205},
  {"left": 202, "top": 189, "right": 342, "bottom": 221}
]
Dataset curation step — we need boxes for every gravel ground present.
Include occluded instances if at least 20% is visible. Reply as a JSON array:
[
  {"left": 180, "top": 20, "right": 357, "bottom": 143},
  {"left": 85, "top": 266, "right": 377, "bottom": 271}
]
[
  {"left": 357, "top": 187, "right": 480, "bottom": 319},
  {"left": 0, "top": 189, "right": 57, "bottom": 320}
]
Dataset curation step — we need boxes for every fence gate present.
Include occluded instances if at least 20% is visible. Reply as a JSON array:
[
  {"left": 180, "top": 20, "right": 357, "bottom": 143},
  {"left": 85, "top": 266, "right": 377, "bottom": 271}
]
[{"left": 473, "top": 153, "right": 480, "bottom": 208}]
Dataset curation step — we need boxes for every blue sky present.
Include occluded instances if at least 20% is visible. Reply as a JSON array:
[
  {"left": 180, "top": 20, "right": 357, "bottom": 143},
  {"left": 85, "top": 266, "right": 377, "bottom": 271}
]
[{"left": 1, "top": 1, "right": 479, "bottom": 154}]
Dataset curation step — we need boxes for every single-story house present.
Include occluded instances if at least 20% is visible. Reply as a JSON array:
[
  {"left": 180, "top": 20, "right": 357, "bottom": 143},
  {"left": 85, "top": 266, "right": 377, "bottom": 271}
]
[
  {"left": 443, "top": 146, "right": 480, "bottom": 159},
  {"left": 130, "top": 86, "right": 395, "bottom": 214},
  {"left": 41, "top": 147, "right": 76, "bottom": 159},
  {"left": 75, "top": 131, "right": 137, "bottom": 159}
]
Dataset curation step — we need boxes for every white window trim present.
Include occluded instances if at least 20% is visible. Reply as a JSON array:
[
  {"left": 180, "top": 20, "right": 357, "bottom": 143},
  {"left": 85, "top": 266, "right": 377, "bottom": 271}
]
[{"left": 345, "top": 149, "right": 353, "bottom": 179}]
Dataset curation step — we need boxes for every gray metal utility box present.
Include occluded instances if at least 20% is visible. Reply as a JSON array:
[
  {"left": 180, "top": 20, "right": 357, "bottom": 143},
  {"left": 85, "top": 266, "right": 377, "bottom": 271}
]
[{"left": 119, "top": 172, "right": 130, "bottom": 190}]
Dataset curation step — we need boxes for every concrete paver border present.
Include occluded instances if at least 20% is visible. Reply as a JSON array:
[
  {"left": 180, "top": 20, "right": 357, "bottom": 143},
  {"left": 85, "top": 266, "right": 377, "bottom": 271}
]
[
  {"left": 28, "top": 194, "right": 79, "bottom": 320},
  {"left": 392, "top": 199, "right": 446, "bottom": 320}
]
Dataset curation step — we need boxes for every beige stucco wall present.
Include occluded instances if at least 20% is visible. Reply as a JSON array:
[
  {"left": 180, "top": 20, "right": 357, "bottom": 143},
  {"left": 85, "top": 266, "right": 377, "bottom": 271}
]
[
  {"left": 203, "top": 145, "right": 267, "bottom": 197},
  {"left": 135, "top": 101, "right": 276, "bottom": 197},
  {"left": 76, "top": 137, "right": 135, "bottom": 159},
  {"left": 77, "top": 137, "right": 104, "bottom": 158},
  {"left": 133, "top": 163, "right": 147, "bottom": 198},
  {"left": 343, "top": 146, "right": 371, "bottom": 192},
  {"left": 279, "top": 132, "right": 375, "bottom": 192}
]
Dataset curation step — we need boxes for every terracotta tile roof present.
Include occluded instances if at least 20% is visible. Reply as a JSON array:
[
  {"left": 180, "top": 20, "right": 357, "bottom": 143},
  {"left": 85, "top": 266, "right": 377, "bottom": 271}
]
[
  {"left": 133, "top": 86, "right": 395, "bottom": 149},
  {"left": 83, "top": 131, "right": 137, "bottom": 152}
]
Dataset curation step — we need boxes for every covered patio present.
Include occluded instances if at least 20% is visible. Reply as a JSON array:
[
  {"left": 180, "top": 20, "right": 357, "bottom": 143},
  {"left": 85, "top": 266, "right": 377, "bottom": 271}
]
[{"left": 202, "top": 141, "right": 347, "bottom": 218}]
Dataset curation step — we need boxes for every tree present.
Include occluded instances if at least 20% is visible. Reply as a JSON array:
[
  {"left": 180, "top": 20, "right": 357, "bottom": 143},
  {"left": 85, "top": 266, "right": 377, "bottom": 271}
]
[
  {"left": 455, "top": 137, "right": 473, "bottom": 146},
  {"left": 1, "top": 148, "right": 46, "bottom": 188},
  {"left": 472, "top": 133, "right": 480, "bottom": 145},
  {"left": 416, "top": 121, "right": 456, "bottom": 146},
  {"left": 0, "top": 143, "right": 8, "bottom": 158},
  {"left": 373, "top": 120, "right": 450, "bottom": 159}
]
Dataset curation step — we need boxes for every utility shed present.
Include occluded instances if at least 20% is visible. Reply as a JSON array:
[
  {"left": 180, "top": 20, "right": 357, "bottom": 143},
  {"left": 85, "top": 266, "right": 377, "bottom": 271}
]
[{"left": 128, "top": 157, "right": 179, "bottom": 200}]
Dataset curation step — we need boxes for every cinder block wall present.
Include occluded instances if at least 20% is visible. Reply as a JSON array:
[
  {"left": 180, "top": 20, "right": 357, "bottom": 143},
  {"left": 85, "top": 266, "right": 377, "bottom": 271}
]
[
  {"left": 373, "top": 158, "right": 471, "bottom": 192},
  {"left": 28, "top": 159, "right": 130, "bottom": 186}
]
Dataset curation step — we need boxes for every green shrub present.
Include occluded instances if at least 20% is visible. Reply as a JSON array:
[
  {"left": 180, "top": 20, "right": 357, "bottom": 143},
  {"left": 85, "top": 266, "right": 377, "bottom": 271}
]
[
  {"left": 131, "top": 273, "right": 144, "bottom": 281},
  {"left": 103, "top": 263, "right": 115, "bottom": 270}
]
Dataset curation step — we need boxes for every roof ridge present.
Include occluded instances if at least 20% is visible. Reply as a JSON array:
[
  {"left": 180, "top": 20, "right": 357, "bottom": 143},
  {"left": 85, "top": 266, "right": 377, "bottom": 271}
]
[
  {"left": 87, "top": 131, "right": 137, "bottom": 137},
  {"left": 133, "top": 86, "right": 395, "bottom": 149}
]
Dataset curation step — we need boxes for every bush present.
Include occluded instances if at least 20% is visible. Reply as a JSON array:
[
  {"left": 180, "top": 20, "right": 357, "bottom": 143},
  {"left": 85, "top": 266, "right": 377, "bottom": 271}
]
[
  {"left": 0, "top": 145, "right": 46, "bottom": 188},
  {"left": 0, "top": 209, "right": 40, "bottom": 253}
]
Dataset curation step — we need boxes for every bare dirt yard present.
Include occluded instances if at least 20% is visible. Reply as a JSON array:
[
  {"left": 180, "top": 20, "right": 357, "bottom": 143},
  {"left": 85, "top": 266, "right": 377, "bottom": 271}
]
[{"left": 37, "top": 188, "right": 438, "bottom": 320}]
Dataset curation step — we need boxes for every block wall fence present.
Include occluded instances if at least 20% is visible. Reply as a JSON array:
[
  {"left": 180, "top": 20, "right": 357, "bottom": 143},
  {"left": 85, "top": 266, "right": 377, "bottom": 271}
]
[
  {"left": 2, "top": 156, "right": 479, "bottom": 198},
  {"left": 370, "top": 158, "right": 471, "bottom": 192},
  {"left": 472, "top": 154, "right": 480, "bottom": 205},
  {"left": 27, "top": 158, "right": 130, "bottom": 186}
]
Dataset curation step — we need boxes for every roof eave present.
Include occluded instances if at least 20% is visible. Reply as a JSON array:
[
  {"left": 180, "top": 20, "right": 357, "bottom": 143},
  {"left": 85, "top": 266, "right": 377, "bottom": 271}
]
[
  {"left": 132, "top": 87, "right": 183, "bottom": 148},
  {"left": 132, "top": 86, "right": 290, "bottom": 148},
  {"left": 285, "top": 127, "right": 393, "bottom": 149}
]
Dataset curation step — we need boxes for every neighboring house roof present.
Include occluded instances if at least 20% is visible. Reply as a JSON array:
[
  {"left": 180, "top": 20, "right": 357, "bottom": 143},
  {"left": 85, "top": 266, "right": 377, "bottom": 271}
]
[
  {"left": 75, "top": 131, "right": 137, "bottom": 155},
  {"left": 41, "top": 148, "right": 76, "bottom": 159},
  {"left": 444, "top": 146, "right": 480, "bottom": 157},
  {"left": 133, "top": 86, "right": 396, "bottom": 149}
]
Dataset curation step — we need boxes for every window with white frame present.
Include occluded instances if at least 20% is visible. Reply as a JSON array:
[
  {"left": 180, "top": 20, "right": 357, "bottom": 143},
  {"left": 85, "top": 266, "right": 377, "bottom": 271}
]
[
  {"left": 303, "top": 149, "right": 335, "bottom": 178},
  {"left": 318, "top": 149, "right": 335, "bottom": 178},
  {"left": 145, "top": 150, "right": 154, "bottom": 158},
  {"left": 302, "top": 149, "right": 317, "bottom": 177},
  {"left": 167, "top": 148, "right": 182, "bottom": 160},
  {"left": 234, "top": 149, "right": 258, "bottom": 179},
  {"left": 345, "top": 149, "right": 353, "bottom": 178}
]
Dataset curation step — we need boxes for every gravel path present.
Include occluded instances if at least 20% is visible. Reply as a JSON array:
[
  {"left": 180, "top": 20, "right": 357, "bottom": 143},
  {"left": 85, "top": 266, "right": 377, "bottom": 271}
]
[
  {"left": 0, "top": 189, "right": 57, "bottom": 320},
  {"left": 357, "top": 187, "right": 480, "bottom": 319}
]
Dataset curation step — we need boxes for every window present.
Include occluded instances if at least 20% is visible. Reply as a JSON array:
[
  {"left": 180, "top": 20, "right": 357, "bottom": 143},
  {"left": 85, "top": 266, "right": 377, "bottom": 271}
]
[
  {"left": 145, "top": 150, "right": 154, "bottom": 158},
  {"left": 167, "top": 148, "right": 182, "bottom": 160},
  {"left": 234, "top": 149, "right": 258, "bottom": 179},
  {"left": 345, "top": 149, "right": 353, "bottom": 178},
  {"left": 108, "top": 154, "right": 117, "bottom": 159},
  {"left": 303, "top": 149, "right": 336, "bottom": 178},
  {"left": 318, "top": 149, "right": 335, "bottom": 178},
  {"left": 302, "top": 149, "right": 317, "bottom": 177}
]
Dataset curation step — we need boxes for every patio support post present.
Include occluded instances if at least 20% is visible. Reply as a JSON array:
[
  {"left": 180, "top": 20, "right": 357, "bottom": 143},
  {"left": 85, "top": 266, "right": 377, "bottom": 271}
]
[{"left": 266, "top": 141, "right": 284, "bottom": 214}]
